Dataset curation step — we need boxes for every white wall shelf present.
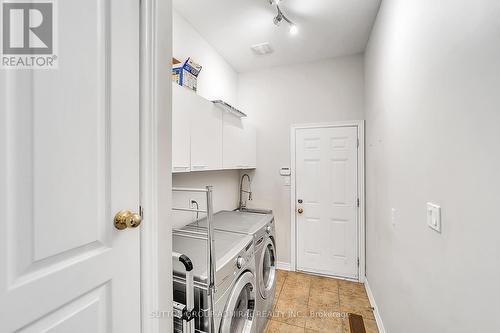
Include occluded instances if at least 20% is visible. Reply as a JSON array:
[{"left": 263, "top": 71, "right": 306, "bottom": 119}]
[{"left": 212, "top": 100, "right": 247, "bottom": 118}]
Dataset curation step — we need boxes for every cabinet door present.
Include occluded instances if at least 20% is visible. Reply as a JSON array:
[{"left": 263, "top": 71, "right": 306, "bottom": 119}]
[
  {"left": 242, "top": 123, "right": 257, "bottom": 168},
  {"left": 172, "top": 84, "right": 191, "bottom": 173},
  {"left": 190, "top": 101, "right": 223, "bottom": 171},
  {"left": 223, "top": 114, "right": 257, "bottom": 169}
]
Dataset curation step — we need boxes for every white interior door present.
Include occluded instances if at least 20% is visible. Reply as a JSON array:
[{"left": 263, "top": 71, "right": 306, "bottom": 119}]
[
  {"left": 295, "top": 126, "right": 359, "bottom": 279},
  {"left": 0, "top": 0, "right": 141, "bottom": 332}
]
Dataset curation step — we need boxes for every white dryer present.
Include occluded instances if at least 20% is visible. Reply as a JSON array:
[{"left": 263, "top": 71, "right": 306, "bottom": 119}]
[
  {"left": 189, "top": 211, "right": 277, "bottom": 333},
  {"left": 173, "top": 229, "right": 257, "bottom": 333}
]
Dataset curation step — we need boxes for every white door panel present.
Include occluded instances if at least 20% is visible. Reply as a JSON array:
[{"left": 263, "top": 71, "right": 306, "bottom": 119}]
[
  {"left": 222, "top": 114, "right": 257, "bottom": 169},
  {"left": 0, "top": 0, "right": 141, "bottom": 331},
  {"left": 191, "top": 100, "right": 223, "bottom": 171},
  {"left": 172, "top": 84, "right": 192, "bottom": 172},
  {"left": 222, "top": 113, "right": 245, "bottom": 169},
  {"left": 296, "top": 126, "right": 358, "bottom": 279}
]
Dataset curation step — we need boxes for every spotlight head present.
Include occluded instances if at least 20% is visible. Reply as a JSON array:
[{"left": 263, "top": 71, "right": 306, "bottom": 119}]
[
  {"left": 269, "top": 0, "right": 281, "bottom": 5},
  {"left": 289, "top": 24, "right": 298, "bottom": 35}
]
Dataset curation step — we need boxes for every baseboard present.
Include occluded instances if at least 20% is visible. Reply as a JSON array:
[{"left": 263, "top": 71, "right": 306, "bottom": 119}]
[
  {"left": 276, "top": 262, "right": 291, "bottom": 271},
  {"left": 364, "top": 278, "right": 387, "bottom": 333}
]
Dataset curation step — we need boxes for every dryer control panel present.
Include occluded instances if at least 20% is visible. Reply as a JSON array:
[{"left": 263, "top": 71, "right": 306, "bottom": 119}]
[{"left": 235, "top": 241, "right": 254, "bottom": 271}]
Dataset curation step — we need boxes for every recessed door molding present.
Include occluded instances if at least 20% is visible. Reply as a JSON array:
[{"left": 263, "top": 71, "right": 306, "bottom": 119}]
[{"left": 139, "top": 0, "right": 173, "bottom": 332}]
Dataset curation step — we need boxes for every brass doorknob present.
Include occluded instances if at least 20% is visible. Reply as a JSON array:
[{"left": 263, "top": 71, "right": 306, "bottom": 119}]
[
  {"left": 114, "top": 210, "right": 142, "bottom": 230},
  {"left": 297, "top": 208, "right": 304, "bottom": 214}
]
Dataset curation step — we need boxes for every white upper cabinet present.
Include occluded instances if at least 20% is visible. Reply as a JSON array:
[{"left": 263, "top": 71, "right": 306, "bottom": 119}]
[
  {"left": 190, "top": 98, "right": 223, "bottom": 171},
  {"left": 172, "top": 84, "right": 256, "bottom": 172},
  {"left": 172, "top": 84, "right": 191, "bottom": 173},
  {"left": 222, "top": 113, "right": 257, "bottom": 169}
]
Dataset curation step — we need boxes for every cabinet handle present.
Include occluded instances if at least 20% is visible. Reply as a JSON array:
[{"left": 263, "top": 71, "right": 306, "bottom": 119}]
[
  {"left": 191, "top": 165, "right": 209, "bottom": 170},
  {"left": 173, "top": 166, "right": 189, "bottom": 172}
]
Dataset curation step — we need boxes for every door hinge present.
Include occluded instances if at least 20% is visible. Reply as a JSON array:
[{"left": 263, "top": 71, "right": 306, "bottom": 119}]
[
  {"left": 357, "top": 198, "right": 360, "bottom": 207},
  {"left": 357, "top": 258, "right": 360, "bottom": 267},
  {"left": 357, "top": 138, "right": 359, "bottom": 148}
]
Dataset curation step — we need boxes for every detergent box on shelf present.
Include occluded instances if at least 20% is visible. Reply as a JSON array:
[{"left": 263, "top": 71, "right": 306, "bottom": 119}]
[{"left": 172, "top": 57, "right": 202, "bottom": 92}]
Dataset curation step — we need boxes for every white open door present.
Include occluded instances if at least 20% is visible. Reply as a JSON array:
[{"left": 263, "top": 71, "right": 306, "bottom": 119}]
[
  {"left": 0, "top": 0, "right": 142, "bottom": 331},
  {"left": 295, "top": 126, "right": 359, "bottom": 279}
]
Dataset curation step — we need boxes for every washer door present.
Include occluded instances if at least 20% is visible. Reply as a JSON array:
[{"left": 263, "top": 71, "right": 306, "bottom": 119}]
[
  {"left": 258, "top": 237, "right": 276, "bottom": 299},
  {"left": 219, "top": 271, "right": 256, "bottom": 333}
]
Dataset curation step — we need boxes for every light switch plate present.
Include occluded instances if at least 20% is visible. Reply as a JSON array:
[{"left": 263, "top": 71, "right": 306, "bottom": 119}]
[{"left": 427, "top": 203, "right": 441, "bottom": 233}]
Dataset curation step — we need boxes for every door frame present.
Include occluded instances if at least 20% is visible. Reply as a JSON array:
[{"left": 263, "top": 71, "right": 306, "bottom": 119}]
[
  {"left": 140, "top": 0, "right": 172, "bottom": 332},
  {"left": 290, "top": 121, "right": 365, "bottom": 283}
]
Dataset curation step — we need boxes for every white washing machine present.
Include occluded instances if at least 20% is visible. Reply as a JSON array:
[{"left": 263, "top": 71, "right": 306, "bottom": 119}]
[
  {"left": 173, "top": 229, "right": 257, "bottom": 333},
  {"left": 189, "top": 211, "right": 277, "bottom": 333}
]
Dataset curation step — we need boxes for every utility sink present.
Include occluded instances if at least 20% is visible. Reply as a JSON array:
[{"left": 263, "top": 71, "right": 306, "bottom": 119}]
[{"left": 234, "top": 207, "right": 273, "bottom": 215}]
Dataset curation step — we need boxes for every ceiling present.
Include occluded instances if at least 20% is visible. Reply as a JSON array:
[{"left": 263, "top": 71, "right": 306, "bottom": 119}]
[{"left": 172, "top": 0, "right": 381, "bottom": 73}]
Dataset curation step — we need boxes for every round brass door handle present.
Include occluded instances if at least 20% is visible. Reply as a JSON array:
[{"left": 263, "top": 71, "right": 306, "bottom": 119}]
[
  {"left": 114, "top": 210, "right": 142, "bottom": 230},
  {"left": 297, "top": 208, "right": 304, "bottom": 214}
]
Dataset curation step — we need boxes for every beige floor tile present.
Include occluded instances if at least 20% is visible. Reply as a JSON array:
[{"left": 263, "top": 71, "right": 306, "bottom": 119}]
[
  {"left": 309, "top": 287, "right": 340, "bottom": 308},
  {"left": 279, "top": 287, "right": 309, "bottom": 304},
  {"left": 272, "top": 272, "right": 374, "bottom": 333},
  {"left": 310, "top": 275, "right": 340, "bottom": 291},
  {"left": 363, "top": 319, "right": 379, "bottom": 333},
  {"left": 272, "top": 297, "right": 308, "bottom": 328},
  {"left": 279, "top": 276, "right": 310, "bottom": 303},
  {"left": 309, "top": 292, "right": 340, "bottom": 310},
  {"left": 339, "top": 294, "right": 375, "bottom": 321},
  {"left": 265, "top": 319, "right": 305, "bottom": 333},
  {"left": 342, "top": 318, "right": 350, "bottom": 333},
  {"left": 272, "top": 294, "right": 279, "bottom": 311},
  {"left": 339, "top": 292, "right": 371, "bottom": 308},
  {"left": 305, "top": 304, "right": 344, "bottom": 333},
  {"left": 276, "top": 269, "right": 288, "bottom": 281},
  {"left": 276, "top": 271, "right": 287, "bottom": 288},
  {"left": 286, "top": 271, "right": 313, "bottom": 285},
  {"left": 338, "top": 279, "right": 368, "bottom": 299},
  {"left": 274, "top": 270, "right": 287, "bottom": 301}
]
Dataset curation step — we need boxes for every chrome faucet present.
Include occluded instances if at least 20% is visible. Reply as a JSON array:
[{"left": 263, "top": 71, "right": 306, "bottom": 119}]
[{"left": 239, "top": 174, "right": 252, "bottom": 210}]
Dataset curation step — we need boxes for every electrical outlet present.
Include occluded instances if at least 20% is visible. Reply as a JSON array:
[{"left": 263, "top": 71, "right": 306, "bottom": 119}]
[
  {"left": 391, "top": 208, "right": 397, "bottom": 226},
  {"left": 427, "top": 203, "right": 441, "bottom": 233}
]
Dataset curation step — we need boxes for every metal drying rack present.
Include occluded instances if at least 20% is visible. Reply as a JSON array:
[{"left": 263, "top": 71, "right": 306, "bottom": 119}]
[{"left": 172, "top": 186, "right": 216, "bottom": 333}]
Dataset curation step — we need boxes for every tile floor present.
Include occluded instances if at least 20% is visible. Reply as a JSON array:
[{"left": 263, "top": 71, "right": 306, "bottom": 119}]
[{"left": 265, "top": 270, "right": 379, "bottom": 333}]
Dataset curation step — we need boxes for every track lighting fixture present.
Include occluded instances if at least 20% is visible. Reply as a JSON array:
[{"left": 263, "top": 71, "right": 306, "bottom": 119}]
[{"left": 269, "top": 0, "right": 298, "bottom": 35}]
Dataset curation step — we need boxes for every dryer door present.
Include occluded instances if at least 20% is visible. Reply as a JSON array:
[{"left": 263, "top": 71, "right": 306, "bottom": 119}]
[
  {"left": 258, "top": 237, "right": 277, "bottom": 299},
  {"left": 220, "top": 271, "right": 256, "bottom": 333}
]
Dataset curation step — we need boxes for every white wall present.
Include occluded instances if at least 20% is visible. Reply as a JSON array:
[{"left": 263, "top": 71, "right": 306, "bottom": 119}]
[
  {"left": 238, "top": 55, "right": 365, "bottom": 263},
  {"left": 365, "top": 1, "right": 500, "bottom": 332},
  {"left": 172, "top": 10, "right": 241, "bottom": 226},
  {"left": 173, "top": 9, "right": 238, "bottom": 105},
  {"left": 172, "top": 171, "right": 240, "bottom": 228}
]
